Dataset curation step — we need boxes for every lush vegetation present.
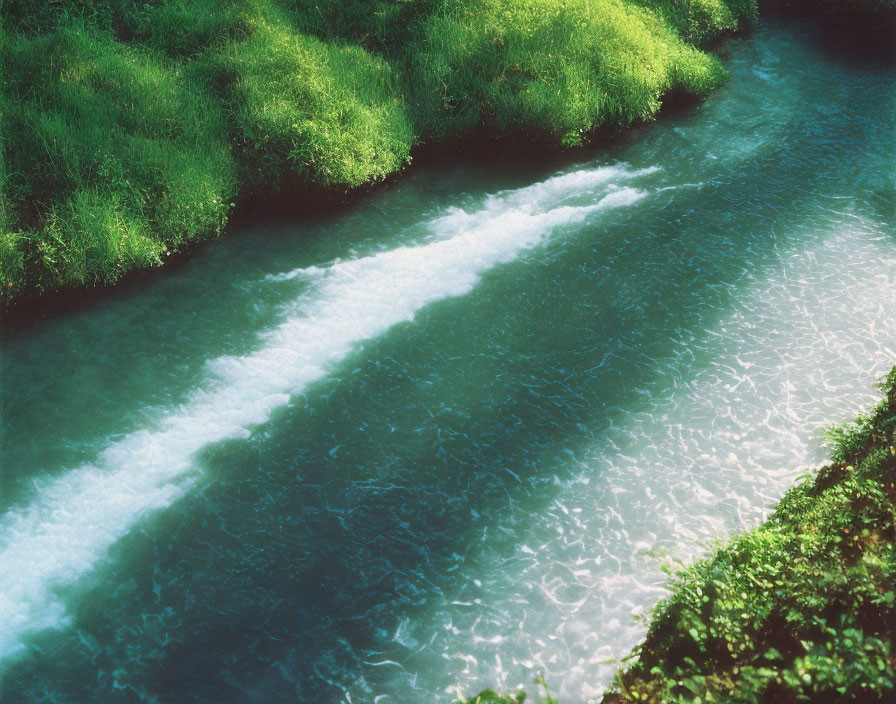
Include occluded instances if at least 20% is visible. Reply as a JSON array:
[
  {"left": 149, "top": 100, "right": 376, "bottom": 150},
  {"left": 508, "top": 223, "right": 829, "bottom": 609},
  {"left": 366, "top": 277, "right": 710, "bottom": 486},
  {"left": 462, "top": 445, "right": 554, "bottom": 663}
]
[
  {"left": 0, "top": 0, "right": 757, "bottom": 304},
  {"left": 1, "top": 22, "right": 235, "bottom": 297},
  {"left": 407, "top": 0, "right": 735, "bottom": 145},
  {"left": 601, "top": 367, "right": 896, "bottom": 703}
]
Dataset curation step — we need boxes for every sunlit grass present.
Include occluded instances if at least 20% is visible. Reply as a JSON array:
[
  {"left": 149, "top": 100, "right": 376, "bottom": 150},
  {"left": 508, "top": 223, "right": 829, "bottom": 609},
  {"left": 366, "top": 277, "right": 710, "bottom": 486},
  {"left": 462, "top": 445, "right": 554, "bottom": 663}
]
[
  {"left": 196, "top": 11, "right": 415, "bottom": 190},
  {"left": 1, "top": 22, "right": 235, "bottom": 294},
  {"left": 406, "top": 0, "right": 752, "bottom": 144},
  {"left": 1, "top": 0, "right": 760, "bottom": 300}
]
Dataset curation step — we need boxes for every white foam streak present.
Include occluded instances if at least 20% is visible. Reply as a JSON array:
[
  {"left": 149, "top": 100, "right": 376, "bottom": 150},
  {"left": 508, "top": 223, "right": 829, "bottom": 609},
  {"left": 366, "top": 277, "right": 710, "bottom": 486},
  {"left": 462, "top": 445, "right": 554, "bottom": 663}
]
[
  {"left": 265, "top": 263, "right": 329, "bottom": 282},
  {"left": 0, "top": 164, "right": 653, "bottom": 659}
]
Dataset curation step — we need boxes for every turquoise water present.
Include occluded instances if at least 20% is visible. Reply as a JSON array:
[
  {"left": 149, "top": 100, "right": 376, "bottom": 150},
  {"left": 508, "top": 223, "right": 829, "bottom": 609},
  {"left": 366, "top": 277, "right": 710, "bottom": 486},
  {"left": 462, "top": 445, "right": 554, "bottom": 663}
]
[{"left": 1, "top": 22, "right": 895, "bottom": 703}]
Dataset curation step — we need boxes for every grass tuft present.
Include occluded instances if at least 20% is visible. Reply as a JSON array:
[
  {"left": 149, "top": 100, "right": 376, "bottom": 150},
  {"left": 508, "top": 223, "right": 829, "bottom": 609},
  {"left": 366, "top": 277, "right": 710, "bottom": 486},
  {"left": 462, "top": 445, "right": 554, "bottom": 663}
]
[
  {"left": 197, "top": 12, "right": 414, "bottom": 191},
  {"left": 405, "top": 0, "right": 745, "bottom": 144},
  {"left": 1, "top": 20, "right": 235, "bottom": 298}
]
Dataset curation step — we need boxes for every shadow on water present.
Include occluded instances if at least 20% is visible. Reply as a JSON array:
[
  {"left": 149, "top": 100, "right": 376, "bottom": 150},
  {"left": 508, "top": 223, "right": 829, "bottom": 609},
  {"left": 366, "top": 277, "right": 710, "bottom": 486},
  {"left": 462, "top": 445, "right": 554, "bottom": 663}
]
[
  {"left": 2, "top": 21, "right": 895, "bottom": 704},
  {"left": 757, "top": 7, "right": 896, "bottom": 62}
]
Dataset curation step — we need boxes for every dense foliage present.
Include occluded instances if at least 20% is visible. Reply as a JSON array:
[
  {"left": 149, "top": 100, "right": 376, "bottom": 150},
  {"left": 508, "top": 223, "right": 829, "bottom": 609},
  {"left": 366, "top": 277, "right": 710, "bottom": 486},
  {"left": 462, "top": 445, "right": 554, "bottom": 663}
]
[
  {"left": 603, "top": 367, "right": 896, "bottom": 703},
  {"left": 0, "top": 0, "right": 757, "bottom": 303},
  {"left": 407, "top": 0, "right": 733, "bottom": 144}
]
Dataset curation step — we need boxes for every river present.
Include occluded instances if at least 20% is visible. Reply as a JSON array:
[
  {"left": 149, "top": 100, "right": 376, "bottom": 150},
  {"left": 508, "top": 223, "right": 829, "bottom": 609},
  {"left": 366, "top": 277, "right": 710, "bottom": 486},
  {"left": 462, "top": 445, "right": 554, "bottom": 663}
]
[{"left": 1, "top": 20, "right": 895, "bottom": 704}]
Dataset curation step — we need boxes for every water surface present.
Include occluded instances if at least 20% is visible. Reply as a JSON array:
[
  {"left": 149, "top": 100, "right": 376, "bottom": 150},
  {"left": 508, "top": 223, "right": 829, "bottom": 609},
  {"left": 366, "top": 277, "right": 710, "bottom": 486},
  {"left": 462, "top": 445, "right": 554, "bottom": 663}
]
[{"left": 1, "top": 21, "right": 895, "bottom": 704}]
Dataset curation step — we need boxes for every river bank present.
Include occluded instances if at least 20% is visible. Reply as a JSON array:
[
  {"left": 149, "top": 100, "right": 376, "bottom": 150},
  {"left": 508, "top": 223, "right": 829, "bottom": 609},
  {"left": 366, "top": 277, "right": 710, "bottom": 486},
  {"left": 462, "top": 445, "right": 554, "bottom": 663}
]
[
  {"left": 1, "top": 0, "right": 757, "bottom": 309},
  {"left": 0, "top": 122, "right": 674, "bottom": 331},
  {"left": 602, "top": 367, "right": 896, "bottom": 703}
]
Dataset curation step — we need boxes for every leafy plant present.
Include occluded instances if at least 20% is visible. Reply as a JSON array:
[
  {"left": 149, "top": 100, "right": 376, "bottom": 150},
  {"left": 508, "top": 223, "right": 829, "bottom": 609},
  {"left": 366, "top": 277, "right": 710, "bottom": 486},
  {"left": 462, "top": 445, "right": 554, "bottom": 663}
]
[{"left": 604, "top": 367, "right": 896, "bottom": 703}]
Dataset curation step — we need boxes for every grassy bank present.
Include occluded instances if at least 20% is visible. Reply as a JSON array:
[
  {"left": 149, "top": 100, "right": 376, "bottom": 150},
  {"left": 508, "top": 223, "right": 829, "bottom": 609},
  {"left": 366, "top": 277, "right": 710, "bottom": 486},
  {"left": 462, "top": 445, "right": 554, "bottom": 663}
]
[{"left": 0, "top": 0, "right": 757, "bottom": 306}]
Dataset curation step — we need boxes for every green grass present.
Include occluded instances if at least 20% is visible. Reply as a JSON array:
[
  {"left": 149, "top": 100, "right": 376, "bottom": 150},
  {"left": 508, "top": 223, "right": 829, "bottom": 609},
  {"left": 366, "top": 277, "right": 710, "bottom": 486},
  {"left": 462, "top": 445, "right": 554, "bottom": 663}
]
[
  {"left": 196, "top": 10, "right": 415, "bottom": 191},
  {"left": 603, "top": 367, "right": 896, "bottom": 703},
  {"left": 0, "top": 100, "right": 27, "bottom": 300},
  {"left": 1, "top": 0, "right": 759, "bottom": 302},
  {"left": 634, "top": 0, "right": 760, "bottom": 42},
  {"left": 2, "top": 0, "right": 892, "bottom": 302},
  {"left": 1, "top": 21, "right": 235, "bottom": 294},
  {"left": 406, "top": 0, "right": 749, "bottom": 145}
]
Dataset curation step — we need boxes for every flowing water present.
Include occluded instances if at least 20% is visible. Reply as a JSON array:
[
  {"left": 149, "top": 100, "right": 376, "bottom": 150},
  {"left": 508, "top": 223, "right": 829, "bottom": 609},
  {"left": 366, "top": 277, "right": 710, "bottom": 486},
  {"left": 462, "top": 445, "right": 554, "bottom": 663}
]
[{"left": 1, "top": 22, "right": 895, "bottom": 704}]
